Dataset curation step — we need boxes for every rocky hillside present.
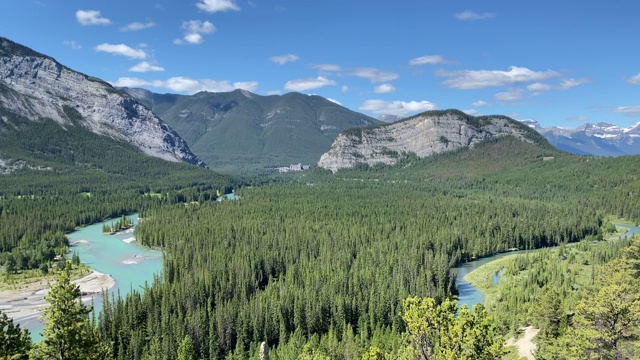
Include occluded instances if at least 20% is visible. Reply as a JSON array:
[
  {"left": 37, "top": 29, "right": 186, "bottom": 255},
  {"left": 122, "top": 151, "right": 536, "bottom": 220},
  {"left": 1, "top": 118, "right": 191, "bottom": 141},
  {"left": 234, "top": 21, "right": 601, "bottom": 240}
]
[
  {"left": 521, "top": 120, "right": 640, "bottom": 156},
  {"left": 0, "top": 37, "right": 205, "bottom": 167},
  {"left": 318, "top": 110, "right": 549, "bottom": 172},
  {"left": 121, "top": 87, "right": 380, "bottom": 172}
]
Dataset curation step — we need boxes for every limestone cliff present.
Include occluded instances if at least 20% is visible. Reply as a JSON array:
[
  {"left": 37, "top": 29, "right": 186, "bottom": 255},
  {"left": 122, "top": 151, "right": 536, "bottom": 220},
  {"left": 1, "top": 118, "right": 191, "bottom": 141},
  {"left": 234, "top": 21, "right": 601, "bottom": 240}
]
[
  {"left": 0, "top": 37, "right": 206, "bottom": 167},
  {"left": 318, "top": 110, "right": 545, "bottom": 172}
]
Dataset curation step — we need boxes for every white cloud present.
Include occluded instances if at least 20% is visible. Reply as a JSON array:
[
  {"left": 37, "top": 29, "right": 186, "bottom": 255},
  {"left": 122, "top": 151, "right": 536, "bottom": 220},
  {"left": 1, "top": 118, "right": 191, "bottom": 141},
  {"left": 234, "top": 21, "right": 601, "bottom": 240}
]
[
  {"left": 311, "top": 64, "right": 342, "bottom": 72},
  {"left": 121, "top": 21, "right": 156, "bottom": 32},
  {"left": 558, "top": 77, "right": 590, "bottom": 90},
  {"left": 63, "top": 40, "right": 81, "bottom": 49},
  {"left": 493, "top": 88, "right": 523, "bottom": 101},
  {"left": 112, "top": 76, "right": 258, "bottom": 94},
  {"left": 628, "top": 74, "right": 640, "bottom": 85},
  {"left": 454, "top": 10, "right": 495, "bottom": 20},
  {"left": 175, "top": 20, "right": 216, "bottom": 45},
  {"left": 266, "top": 90, "right": 282, "bottom": 95},
  {"left": 463, "top": 109, "right": 479, "bottom": 116},
  {"left": 327, "top": 98, "right": 342, "bottom": 106},
  {"left": 611, "top": 106, "right": 640, "bottom": 117},
  {"left": 566, "top": 115, "right": 589, "bottom": 122},
  {"left": 95, "top": 43, "right": 147, "bottom": 59},
  {"left": 284, "top": 76, "right": 337, "bottom": 92},
  {"left": 129, "top": 61, "right": 165, "bottom": 72},
  {"left": 527, "top": 77, "right": 590, "bottom": 92},
  {"left": 472, "top": 100, "right": 489, "bottom": 107},
  {"left": 76, "top": 10, "right": 111, "bottom": 26},
  {"left": 359, "top": 99, "right": 438, "bottom": 116},
  {"left": 438, "top": 66, "right": 560, "bottom": 89},
  {"left": 351, "top": 67, "right": 399, "bottom": 83},
  {"left": 341, "top": 85, "right": 349, "bottom": 93},
  {"left": 408, "top": 55, "right": 446, "bottom": 66},
  {"left": 373, "top": 84, "right": 396, "bottom": 94},
  {"left": 527, "top": 83, "right": 552, "bottom": 91},
  {"left": 196, "top": 0, "right": 240, "bottom": 13},
  {"left": 269, "top": 54, "right": 300, "bottom": 65}
]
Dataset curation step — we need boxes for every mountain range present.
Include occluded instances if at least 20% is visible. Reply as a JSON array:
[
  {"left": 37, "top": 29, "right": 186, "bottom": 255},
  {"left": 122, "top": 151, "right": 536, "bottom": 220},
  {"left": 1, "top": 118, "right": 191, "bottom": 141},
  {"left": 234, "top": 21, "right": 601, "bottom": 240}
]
[
  {"left": 120, "top": 87, "right": 380, "bottom": 173},
  {"left": 0, "top": 36, "right": 206, "bottom": 173},
  {"left": 521, "top": 120, "right": 640, "bottom": 156}
]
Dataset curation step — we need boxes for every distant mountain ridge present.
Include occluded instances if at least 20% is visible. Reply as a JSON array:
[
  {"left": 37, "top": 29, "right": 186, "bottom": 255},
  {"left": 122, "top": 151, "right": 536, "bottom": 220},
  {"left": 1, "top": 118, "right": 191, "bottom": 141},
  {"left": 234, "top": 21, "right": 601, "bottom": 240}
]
[
  {"left": 121, "top": 87, "right": 381, "bottom": 172},
  {"left": 520, "top": 120, "right": 640, "bottom": 156},
  {"left": 319, "top": 109, "right": 549, "bottom": 172},
  {"left": 0, "top": 37, "right": 206, "bottom": 168}
]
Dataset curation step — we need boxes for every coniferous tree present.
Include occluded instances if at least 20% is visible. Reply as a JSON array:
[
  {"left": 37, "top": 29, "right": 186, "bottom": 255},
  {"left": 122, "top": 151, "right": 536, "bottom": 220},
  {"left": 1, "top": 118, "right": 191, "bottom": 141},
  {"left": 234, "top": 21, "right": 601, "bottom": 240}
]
[
  {"left": 32, "top": 263, "right": 110, "bottom": 360},
  {"left": 0, "top": 310, "right": 32, "bottom": 359}
]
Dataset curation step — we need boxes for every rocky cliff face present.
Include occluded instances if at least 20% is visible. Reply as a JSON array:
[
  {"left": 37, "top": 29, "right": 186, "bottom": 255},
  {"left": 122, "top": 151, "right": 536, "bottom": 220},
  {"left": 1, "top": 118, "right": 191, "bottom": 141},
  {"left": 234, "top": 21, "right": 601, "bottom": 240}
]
[
  {"left": 0, "top": 37, "right": 206, "bottom": 167},
  {"left": 318, "top": 110, "right": 542, "bottom": 172}
]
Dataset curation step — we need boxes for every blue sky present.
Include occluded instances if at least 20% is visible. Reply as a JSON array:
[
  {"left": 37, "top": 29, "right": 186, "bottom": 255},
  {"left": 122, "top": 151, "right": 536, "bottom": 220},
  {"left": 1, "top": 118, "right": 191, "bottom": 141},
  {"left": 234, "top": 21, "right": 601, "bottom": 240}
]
[{"left": 3, "top": 0, "right": 640, "bottom": 127}]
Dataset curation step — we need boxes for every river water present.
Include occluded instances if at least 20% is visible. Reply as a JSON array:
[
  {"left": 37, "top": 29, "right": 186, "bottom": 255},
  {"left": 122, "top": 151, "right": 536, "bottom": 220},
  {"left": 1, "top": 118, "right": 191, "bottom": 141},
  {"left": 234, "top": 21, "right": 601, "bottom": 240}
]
[
  {"left": 24, "top": 214, "right": 163, "bottom": 341},
  {"left": 454, "top": 223, "right": 640, "bottom": 309}
]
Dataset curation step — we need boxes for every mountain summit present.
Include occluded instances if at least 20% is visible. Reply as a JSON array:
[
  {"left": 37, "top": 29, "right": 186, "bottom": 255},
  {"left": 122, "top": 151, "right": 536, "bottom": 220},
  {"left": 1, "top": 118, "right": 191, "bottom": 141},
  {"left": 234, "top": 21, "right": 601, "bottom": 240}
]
[
  {"left": 122, "top": 88, "right": 380, "bottom": 172},
  {"left": 318, "top": 110, "right": 549, "bottom": 172},
  {"left": 523, "top": 120, "right": 640, "bottom": 156},
  {"left": 0, "top": 37, "right": 206, "bottom": 167}
]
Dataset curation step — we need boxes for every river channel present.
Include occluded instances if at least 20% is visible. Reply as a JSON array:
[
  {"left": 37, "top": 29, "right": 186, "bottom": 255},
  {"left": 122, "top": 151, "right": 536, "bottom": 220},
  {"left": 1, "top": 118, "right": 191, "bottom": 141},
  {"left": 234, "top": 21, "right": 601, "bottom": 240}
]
[
  {"left": 454, "top": 223, "right": 640, "bottom": 309},
  {"left": 23, "top": 214, "right": 163, "bottom": 341}
]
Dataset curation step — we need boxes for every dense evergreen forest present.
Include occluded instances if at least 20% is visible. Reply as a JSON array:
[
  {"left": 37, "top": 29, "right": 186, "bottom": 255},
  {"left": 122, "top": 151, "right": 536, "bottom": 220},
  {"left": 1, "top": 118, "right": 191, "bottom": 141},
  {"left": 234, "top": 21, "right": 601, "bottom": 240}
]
[
  {"left": 95, "top": 138, "right": 640, "bottom": 359},
  {"left": 2, "top": 135, "right": 640, "bottom": 358}
]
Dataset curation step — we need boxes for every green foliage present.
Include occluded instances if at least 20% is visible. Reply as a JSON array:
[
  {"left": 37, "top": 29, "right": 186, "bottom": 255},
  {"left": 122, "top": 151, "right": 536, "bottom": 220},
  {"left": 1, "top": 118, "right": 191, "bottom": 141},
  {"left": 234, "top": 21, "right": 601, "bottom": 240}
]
[
  {"left": 0, "top": 310, "right": 32, "bottom": 359},
  {"left": 402, "top": 297, "right": 505, "bottom": 360},
  {"left": 177, "top": 336, "right": 196, "bottom": 360},
  {"left": 32, "top": 263, "right": 110, "bottom": 360},
  {"left": 101, "top": 215, "right": 133, "bottom": 234}
]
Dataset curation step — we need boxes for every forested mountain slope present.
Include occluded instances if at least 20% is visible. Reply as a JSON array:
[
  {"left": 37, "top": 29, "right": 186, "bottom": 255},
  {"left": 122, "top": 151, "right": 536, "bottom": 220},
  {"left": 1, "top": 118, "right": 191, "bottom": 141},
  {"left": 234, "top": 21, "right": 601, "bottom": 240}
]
[
  {"left": 0, "top": 37, "right": 205, "bottom": 169},
  {"left": 121, "top": 87, "right": 380, "bottom": 173}
]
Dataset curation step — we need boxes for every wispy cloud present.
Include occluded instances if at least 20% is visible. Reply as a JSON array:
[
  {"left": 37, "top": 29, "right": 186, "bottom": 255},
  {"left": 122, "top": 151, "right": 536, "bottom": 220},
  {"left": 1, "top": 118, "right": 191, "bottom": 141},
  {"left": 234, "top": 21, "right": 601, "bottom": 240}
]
[
  {"left": 76, "top": 10, "right": 111, "bottom": 26},
  {"left": 527, "top": 77, "right": 590, "bottom": 92},
  {"left": 566, "top": 115, "right": 589, "bottom": 122},
  {"left": 196, "top": 0, "right": 240, "bottom": 13},
  {"left": 408, "top": 55, "right": 447, "bottom": 66},
  {"left": 112, "top": 76, "right": 258, "bottom": 94},
  {"left": 269, "top": 54, "right": 300, "bottom": 65},
  {"left": 493, "top": 88, "right": 523, "bottom": 101},
  {"left": 174, "top": 20, "right": 215, "bottom": 45},
  {"left": 373, "top": 84, "right": 396, "bottom": 94},
  {"left": 359, "top": 99, "right": 437, "bottom": 116},
  {"left": 95, "top": 44, "right": 147, "bottom": 59},
  {"left": 327, "top": 98, "right": 342, "bottom": 106},
  {"left": 454, "top": 10, "right": 494, "bottom": 21},
  {"left": 121, "top": 21, "right": 156, "bottom": 32},
  {"left": 610, "top": 106, "right": 640, "bottom": 117},
  {"left": 351, "top": 67, "right": 398, "bottom": 83},
  {"left": 437, "top": 66, "right": 560, "bottom": 89},
  {"left": 472, "top": 100, "right": 489, "bottom": 107},
  {"left": 284, "top": 76, "right": 336, "bottom": 92},
  {"left": 129, "top": 61, "right": 165, "bottom": 72},
  {"left": 63, "top": 40, "right": 82, "bottom": 49},
  {"left": 628, "top": 74, "right": 640, "bottom": 85},
  {"left": 311, "top": 64, "right": 342, "bottom": 72}
]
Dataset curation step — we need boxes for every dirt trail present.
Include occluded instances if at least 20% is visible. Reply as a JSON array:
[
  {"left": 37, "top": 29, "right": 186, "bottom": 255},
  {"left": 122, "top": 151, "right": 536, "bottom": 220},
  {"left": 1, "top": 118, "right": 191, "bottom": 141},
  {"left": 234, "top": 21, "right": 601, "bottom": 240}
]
[{"left": 506, "top": 326, "right": 540, "bottom": 360}]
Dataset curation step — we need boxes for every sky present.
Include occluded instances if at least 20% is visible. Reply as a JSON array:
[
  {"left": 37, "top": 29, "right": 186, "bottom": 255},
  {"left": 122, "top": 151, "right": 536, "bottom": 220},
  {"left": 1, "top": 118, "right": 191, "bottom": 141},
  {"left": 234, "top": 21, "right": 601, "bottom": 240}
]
[{"left": 2, "top": 0, "right": 640, "bottom": 128}]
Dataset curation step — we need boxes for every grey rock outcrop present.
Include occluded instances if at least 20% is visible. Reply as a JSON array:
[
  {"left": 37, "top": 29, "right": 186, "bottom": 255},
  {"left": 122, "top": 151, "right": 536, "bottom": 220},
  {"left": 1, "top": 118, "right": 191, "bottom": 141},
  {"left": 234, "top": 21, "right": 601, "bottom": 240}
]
[
  {"left": 0, "top": 37, "right": 206, "bottom": 167},
  {"left": 318, "top": 110, "right": 541, "bottom": 172}
]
